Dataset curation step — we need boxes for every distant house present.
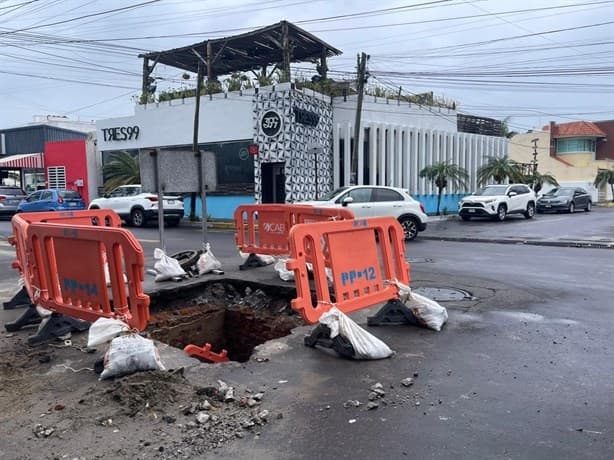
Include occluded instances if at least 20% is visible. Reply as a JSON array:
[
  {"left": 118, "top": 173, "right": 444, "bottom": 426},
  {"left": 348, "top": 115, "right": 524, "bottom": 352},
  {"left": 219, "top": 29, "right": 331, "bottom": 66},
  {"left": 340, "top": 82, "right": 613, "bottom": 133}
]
[{"left": 510, "top": 120, "right": 614, "bottom": 202}]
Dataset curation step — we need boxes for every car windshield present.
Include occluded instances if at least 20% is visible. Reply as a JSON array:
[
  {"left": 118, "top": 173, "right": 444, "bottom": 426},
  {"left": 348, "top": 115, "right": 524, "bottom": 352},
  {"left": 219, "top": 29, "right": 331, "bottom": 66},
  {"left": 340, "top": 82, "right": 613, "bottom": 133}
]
[
  {"left": 0, "top": 187, "right": 25, "bottom": 195},
  {"left": 543, "top": 188, "right": 573, "bottom": 197},
  {"left": 59, "top": 190, "right": 82, "bottom": 199},
  {"left": 475, "top": 185, "right": 508, "bottom": 196},
  {"left": 319, "top": 187, "right": 349, "bottom": 201}
]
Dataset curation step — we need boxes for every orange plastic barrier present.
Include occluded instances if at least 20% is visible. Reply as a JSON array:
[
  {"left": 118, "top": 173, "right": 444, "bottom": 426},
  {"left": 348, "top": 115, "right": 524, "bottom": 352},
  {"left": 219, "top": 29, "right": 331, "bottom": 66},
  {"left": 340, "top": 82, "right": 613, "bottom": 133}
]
[
  {"left": 286, "top": 217, "right": 410, "bottom": 324},
  {"left": 8, "top": 211, "right": 149, "bottom": 333},
  {"left": 234, "top": 204, "right": 354, "bottom": 256},
  {"left": 184, "top": 343, "right": 230, "bottom": 363},
  {"left": 8, "top": 210, "right": 123, "bottom": 309}
]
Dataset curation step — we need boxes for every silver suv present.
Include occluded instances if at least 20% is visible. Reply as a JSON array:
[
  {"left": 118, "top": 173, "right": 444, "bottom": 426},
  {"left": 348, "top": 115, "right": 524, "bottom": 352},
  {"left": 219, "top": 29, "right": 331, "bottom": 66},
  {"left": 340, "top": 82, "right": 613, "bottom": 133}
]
[{"left": 459, "top": 184, "right": 536, "bottom": 222}]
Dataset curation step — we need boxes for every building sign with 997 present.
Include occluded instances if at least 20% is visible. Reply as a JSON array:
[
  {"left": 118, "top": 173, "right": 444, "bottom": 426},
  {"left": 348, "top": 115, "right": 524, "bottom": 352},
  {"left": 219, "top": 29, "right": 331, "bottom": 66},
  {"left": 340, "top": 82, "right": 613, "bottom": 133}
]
[{"left": 260, "top": 110, "right": 282, "bottom": 137}]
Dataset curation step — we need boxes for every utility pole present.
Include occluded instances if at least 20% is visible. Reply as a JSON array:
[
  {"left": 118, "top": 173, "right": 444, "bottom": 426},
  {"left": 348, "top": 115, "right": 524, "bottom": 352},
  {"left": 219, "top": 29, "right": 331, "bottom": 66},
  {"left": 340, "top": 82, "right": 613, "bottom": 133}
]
[
  {"left": 352, "top": 52, "right": 368, "bottom": 185},
  {"left": 531, "top": 138, "right": 539, "bottom": 175}
]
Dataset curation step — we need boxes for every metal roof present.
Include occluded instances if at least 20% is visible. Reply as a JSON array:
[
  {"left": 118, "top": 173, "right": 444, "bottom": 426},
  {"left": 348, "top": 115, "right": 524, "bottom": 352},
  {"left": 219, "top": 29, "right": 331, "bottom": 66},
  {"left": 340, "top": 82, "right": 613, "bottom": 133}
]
[{"left": 139, "top": 20, "right": 342, "bottom": 75}]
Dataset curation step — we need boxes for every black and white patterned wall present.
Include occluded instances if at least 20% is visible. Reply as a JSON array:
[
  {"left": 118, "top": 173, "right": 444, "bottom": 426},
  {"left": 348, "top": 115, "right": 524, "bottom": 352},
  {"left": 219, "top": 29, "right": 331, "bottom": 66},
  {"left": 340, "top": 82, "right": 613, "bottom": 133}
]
[{"left": 253, "top": 84, "right": 334, "bottom": 203}]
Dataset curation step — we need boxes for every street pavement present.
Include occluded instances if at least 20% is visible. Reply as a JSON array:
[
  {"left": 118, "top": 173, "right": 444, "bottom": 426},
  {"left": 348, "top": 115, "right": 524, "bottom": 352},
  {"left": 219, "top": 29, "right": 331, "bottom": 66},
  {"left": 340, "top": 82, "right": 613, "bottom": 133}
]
[{"left": 0, "top": 209, "right": 613, "bottom": 459}]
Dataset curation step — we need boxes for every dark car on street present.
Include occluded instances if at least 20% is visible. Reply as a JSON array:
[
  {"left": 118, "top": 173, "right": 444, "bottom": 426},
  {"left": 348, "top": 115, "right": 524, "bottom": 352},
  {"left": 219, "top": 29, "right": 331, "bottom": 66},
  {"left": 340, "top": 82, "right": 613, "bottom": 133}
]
[
  {"left": 17, "top": 189, "right": 86, "bottom": 213},
  {"left": 0, "top": 186, "right": 27, "bottom": 216},
  {"left": 536, "top": 187, "right": 592, "bottom": 213}
]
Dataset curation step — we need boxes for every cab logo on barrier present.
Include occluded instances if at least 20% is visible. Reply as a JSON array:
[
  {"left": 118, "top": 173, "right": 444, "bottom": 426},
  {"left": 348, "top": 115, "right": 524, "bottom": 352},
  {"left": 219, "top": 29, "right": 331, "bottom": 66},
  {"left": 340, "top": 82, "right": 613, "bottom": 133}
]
[{"left": 262, "top": 222, "right": 286, "bottom": 234}]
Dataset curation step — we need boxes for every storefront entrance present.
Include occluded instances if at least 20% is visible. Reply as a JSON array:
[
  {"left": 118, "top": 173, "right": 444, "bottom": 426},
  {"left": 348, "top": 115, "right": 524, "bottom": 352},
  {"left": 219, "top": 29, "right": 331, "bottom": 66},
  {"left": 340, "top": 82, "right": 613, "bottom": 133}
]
[{"left": 261, "top": 162, "right": 286, "bottom": 203}]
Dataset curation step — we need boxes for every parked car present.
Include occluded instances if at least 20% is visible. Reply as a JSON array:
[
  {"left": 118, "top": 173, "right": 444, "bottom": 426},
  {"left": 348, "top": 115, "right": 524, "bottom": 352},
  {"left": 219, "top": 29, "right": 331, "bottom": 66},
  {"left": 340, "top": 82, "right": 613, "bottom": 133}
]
[
  {"left": 88, "top": 184, "right": 184, "bottom": 227},
  {"left": 0, "top": 186, "right": 27, "bottom": 216},
  {"left": 17, "top": 189, "right": 86, "bottom": 213},
  {"left": 459, "top": 184, "right": 536, "bottom": 221},
  {"left": 304, "top": 185, "right": 428, "bottom": 241},
  {"left": 536, "top": 187, "right": 592, "bottom": 213}
]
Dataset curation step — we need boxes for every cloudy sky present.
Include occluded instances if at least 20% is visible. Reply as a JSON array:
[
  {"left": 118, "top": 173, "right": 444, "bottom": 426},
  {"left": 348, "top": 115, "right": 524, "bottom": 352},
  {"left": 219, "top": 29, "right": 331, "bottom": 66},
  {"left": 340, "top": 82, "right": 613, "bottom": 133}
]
[{"left": 1, "top": 0, "right": 612, "bottom": 133}]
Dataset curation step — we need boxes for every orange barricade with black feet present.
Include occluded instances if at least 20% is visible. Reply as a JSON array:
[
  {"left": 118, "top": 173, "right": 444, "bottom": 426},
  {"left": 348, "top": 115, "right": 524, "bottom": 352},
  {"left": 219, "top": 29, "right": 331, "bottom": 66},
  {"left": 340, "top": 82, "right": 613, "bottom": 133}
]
[
  {"left": 5, "top": 210, "right": 122, "bottom": 311},
  {"left": 287, "top": 217, "right": 412, "bottom": 324},
  {"left": 234, "top": 204, "right": 354, "bottom": 269},
  {"left": 5, "top": 211, "right": 150, "bottom": 344}
]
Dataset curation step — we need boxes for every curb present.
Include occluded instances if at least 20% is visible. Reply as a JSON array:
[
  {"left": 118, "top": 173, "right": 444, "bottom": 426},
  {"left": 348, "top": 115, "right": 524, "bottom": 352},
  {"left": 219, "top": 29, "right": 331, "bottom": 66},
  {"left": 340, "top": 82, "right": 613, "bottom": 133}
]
[{"left": 420, "top": 235, "right": 614, "bottom": 249}]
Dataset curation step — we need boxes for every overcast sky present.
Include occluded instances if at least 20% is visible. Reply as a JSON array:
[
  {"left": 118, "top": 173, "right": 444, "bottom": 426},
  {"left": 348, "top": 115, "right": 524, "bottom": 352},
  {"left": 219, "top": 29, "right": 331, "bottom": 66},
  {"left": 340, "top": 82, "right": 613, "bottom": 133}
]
[{"left": 1, "top": 0, "right": 612, "bottom": 133}]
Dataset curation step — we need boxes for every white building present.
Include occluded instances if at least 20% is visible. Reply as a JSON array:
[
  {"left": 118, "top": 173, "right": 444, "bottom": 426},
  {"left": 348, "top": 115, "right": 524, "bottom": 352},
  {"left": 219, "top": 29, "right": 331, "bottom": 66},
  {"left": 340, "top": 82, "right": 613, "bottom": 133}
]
[{"left": 96, "top": 83, "right": 507, "bottom": 218}]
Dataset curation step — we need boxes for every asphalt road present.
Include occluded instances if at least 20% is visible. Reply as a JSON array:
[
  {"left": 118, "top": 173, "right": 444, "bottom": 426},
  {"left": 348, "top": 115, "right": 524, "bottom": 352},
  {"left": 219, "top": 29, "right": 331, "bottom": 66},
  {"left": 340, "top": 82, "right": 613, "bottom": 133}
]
[{"left": 0, "top": 212, "right": 612, "bottom": 459}]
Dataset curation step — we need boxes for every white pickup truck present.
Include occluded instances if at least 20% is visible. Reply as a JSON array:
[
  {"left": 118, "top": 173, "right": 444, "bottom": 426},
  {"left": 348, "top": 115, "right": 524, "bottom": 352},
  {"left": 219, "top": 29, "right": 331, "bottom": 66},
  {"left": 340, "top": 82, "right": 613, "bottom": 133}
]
[{"left": 458, "top": 184, "right": 536, "bottom": 222}]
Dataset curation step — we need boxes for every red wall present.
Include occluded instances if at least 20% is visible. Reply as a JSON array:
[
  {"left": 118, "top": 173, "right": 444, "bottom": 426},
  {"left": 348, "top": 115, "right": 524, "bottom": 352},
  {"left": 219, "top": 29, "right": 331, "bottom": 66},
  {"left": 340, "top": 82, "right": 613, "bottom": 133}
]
[
  {"left": 44, "top": 139, "right": 90, "bottom": 204},
  {"left": 595, "top": 120, "right": 614, "bottom": 160}
]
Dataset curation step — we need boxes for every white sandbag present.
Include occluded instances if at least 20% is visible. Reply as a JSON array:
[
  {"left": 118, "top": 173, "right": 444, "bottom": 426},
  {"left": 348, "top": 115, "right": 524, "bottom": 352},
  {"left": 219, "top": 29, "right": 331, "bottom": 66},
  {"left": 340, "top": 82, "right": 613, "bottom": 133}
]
[
  {"left": 153, "top": 247, "right": 186, "bottom": 282},
  {"left": 87, "top": 317, "right": 131, "bottom": 347},
  {"left": 319, "top": 307, "right": 394, "bottom": 360},
  {"left": 197, "top": 243, "right": 222, "bottom": 275},
  {"left": 392, "top": 280, "right": 448, "bottom": 331},
  {"left": 100, "top": 334, "right": 165, "bottom": 380},
  {"left": 406, "top": 292, "right": 448, "bottom": 332},
  {"left": 274, "top": 258, "right": 294, "bottom": 281}
]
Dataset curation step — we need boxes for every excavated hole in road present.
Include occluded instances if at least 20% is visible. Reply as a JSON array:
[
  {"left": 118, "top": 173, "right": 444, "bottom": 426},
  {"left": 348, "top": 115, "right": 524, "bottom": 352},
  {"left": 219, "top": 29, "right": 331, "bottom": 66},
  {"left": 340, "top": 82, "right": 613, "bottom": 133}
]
[{"left": 146, "top": 281, "right": 303, "bottom": 363}]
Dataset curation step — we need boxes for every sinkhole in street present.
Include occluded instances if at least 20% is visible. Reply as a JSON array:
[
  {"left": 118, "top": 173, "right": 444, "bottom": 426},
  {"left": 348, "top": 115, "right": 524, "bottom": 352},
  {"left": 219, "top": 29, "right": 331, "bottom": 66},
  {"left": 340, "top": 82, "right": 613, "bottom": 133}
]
[{"left": 147, "top": 281, "right": 303, "bottom": 363}]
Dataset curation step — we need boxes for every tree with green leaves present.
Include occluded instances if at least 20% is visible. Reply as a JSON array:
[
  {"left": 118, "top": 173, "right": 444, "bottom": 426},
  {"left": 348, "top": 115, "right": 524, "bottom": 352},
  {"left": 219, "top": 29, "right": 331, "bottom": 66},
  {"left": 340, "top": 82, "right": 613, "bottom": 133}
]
[
  {"left": 477, "top": 155, "right": 525, "bottom": 185},
  {"left": 102, "top": 151, "right": 140, "bottom": 192},
  {"left": 594, "top": 168, "right": 614, "bottom": 202},
  {"left": 419, "top": 162, "right": 469, "bottom": 216},
  {"left": 525, "top": 171, "right": 559, "bottom": 194}
]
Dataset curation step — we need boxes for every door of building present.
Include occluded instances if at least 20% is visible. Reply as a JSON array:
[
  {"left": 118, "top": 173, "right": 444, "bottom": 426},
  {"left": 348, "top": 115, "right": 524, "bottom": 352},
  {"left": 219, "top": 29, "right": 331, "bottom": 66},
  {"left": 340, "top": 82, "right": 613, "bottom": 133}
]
[{"left": 261, "top": 162, "right": 286, "bottom": 203}]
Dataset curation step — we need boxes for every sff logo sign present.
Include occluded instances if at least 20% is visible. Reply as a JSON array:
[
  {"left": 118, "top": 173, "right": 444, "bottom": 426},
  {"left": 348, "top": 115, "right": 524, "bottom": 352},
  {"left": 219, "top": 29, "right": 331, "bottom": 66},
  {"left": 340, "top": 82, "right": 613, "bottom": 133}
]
[{"left": 260, "top": 110, "right": 282, "bottom": 137}]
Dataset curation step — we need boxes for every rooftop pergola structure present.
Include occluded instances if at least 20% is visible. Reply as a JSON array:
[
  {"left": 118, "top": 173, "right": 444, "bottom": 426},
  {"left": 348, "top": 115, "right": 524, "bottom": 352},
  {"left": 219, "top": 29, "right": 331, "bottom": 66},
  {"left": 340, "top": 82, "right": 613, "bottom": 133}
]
[{"left": 139, "top": 20, "right": 342, "bottom": 99}]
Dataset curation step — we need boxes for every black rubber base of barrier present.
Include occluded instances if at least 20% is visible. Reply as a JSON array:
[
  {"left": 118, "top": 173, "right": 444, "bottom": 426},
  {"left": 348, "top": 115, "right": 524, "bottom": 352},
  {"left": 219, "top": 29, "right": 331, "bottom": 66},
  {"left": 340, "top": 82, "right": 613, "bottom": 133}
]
[
  {"left": 239, "top": 253, "right": 272, "bottom": 271},
  {"left": 304, "top": 324, "right": 356, "bottom": 359},
  {"left": 27, "top": 313, "right": 90, "bottom": 346},
  {"left": 3, "top": 286, "right": 32, "bottom": 310},
  {"left": 5, "top": 305, "right": 42, "bottom": 332},
  {"left": 367, "top": 299, "right": 421, "bottom": 326}
]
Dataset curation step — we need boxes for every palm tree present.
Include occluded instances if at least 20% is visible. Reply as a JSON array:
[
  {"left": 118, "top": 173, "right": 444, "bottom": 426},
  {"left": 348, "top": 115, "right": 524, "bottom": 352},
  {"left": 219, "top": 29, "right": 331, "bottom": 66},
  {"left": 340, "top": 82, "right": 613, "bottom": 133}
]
[
  {"left": 102, "top": 151, "right": 140, "bottom": 192},
  {"left": 477, "top": 155, "right": 525, "bottom": 186},
  {"left": 526, "top": 171, "right": 559, "bottom": 194},
  {"left": 594, "top": 168, "right": 614, "bottom": 202},
  {"left": 419, "top": 162, "right": 469, "bottom": 216}
]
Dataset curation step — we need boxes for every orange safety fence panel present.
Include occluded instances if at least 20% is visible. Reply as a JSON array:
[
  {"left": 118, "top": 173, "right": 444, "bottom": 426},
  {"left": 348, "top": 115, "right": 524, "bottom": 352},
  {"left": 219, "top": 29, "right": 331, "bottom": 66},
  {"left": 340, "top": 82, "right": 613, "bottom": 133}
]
[
  {"left": 287, "top": 217, "right": 410, "bottom": 324},
  {"left": 8, "top": 211, "right": 123, "bottom": 306},
  {"left": 26, "top": 222, "right": 149, "bottom": 330},
  {"left": 234, "top": 204, "right": 354, "bottom": 256}
]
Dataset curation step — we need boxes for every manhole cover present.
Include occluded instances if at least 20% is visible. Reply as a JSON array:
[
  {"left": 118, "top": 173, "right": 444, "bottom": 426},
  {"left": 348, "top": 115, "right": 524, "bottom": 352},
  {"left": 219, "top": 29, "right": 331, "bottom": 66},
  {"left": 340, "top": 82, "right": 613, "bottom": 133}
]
[
  {"left": 413, "top": 287, "right": 474, "bottom": 301},
  {"left": 406, "top": 257, "right": 433, "bottom": 263}
]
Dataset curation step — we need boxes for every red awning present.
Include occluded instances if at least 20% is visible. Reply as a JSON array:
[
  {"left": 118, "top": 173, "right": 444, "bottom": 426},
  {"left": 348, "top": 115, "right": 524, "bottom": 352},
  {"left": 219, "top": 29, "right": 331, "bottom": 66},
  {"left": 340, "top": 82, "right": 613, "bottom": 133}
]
[{"left": 0, "top": 153, "right": 44, "bottom": 169}]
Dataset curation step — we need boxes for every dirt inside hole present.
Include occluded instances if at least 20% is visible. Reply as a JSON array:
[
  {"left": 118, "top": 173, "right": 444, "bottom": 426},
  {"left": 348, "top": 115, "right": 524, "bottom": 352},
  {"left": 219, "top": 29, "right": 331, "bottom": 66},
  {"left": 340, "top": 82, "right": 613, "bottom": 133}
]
[{"left": 147, "top": 282, "right": 303, "bottom": 362}]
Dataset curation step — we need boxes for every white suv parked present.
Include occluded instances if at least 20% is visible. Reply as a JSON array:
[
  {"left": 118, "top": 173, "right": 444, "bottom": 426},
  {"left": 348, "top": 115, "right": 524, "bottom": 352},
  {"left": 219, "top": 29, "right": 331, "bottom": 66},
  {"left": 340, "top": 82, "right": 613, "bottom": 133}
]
[
  {"left": 89, "top": 184, "right": 184, "bottom": 227},
  {"left": 459, "top": 184, "right": 536, "bottom": 222},
  {"left": 305, "top": 185, "right": 428, "bottom": 241}
]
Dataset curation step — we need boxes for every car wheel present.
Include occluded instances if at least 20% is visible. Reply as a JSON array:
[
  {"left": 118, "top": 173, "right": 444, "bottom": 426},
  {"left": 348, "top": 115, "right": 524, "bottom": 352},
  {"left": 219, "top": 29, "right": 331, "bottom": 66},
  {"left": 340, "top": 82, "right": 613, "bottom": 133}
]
[
  {"left": 524, "top": 202, "right": 535, "bottom": 219},
  {"left": 460, "top": 215, "right": 471, "bottom": 221},
  {"left": 130, "top": 208, "right": 145, "bottom": 227},
  {"left": 166, "top": 218, "right": 181, "bottom": 227},
  {"left": 398, "top": 216, "right": 419, "bottom": 241},
  {"left": 495, "top": 205, "right": 506, "bottom": 222},
  {"left": 585, "top": 201, "right": 592, "bottom": 212},
  {"left": 89, "top": 205, "right": 99, "bottom": 209},
  {"left": 568, "top": 202, "right": 575, "bottom": 213}
]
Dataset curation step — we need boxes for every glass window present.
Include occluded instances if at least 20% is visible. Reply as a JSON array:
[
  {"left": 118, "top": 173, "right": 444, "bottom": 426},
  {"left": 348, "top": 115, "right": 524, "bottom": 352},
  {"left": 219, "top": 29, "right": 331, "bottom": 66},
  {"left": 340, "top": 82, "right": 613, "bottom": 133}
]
[
  {"left": 41, "top": 191, "right": 53, "bottom": 200},
  {"left": 59, "top": 190, "right": 81, "bottom": 199},
  {"left": 109, "top": 187, "right": 125, "bottom": 197},
  {"left": 556, "top": 138, "right": 596, "bottom": 153},
  {"left": 205, "top": 140, "right": 254, "bottom": 186},
  {"left": 321, "top": 187, "right": 349, "bottom": 202},
  {"left": 340, "top": 188, "right": 372, "bottom": 203},
  {"left": 27, "top": 192, "right": 41, "bottom": 202},
  {"left": 373, "top": 188, "right": 403, "bottom": 202},
  {"left": 476, "top": 185, "right": 509, "bottom": 196}
]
